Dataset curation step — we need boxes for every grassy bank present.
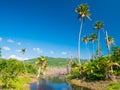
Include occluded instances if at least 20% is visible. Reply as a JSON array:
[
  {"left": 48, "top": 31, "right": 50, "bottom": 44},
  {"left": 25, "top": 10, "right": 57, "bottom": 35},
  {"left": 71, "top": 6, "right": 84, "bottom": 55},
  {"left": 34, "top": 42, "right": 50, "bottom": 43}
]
[
  {"left": 0, "top": 74, "right": 37, "bottom": 90},
  {"left": 69, "top": 79, "right": 120, "bottom": 90}
]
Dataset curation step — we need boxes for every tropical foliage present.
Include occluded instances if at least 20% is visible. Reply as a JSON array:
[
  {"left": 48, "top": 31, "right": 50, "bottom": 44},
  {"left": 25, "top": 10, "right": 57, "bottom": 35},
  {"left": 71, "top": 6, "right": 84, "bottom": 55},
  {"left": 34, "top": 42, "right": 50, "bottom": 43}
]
[
  {"left": 35, "top": 56, "right": 47, "bottom": 78},
  {"left": 67, "top": 3, "right": 120, "bottom": 84},
  {"left": 0, "top": 58, "right": 37, "bottom": 88}
]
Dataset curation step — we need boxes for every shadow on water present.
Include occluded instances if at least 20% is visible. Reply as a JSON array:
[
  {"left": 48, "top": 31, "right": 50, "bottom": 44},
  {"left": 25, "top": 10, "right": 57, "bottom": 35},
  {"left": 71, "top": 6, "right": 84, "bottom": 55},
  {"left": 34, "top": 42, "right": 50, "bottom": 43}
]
[{"left": 30, "top": 76, "right": 91, "bottom": 90}]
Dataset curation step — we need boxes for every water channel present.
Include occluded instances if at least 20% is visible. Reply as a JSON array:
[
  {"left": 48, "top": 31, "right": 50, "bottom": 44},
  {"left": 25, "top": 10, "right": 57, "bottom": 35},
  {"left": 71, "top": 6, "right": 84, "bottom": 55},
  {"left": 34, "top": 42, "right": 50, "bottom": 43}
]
[{"left": 30, "top": 76, "right": 91, "bottom": 90}]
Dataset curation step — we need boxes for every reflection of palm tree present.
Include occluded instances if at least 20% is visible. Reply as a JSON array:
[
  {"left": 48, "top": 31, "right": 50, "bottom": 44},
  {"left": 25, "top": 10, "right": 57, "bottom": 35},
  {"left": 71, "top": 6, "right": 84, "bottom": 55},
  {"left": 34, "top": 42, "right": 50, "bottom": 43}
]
[
  {"left": 90, "top": 33, "right": 97, "bottom": 60},
  {"left": 37, "top": 78, "right": 53, "bottom": 90},
  {"left": 94, "top": 21, "right": 104, "bottom": 57},
  {"left": 21, "top": 48, "right": 27, "bottom": 74},
  {"left": 75, "top": 3, "right": 91, "bottom": 64}
]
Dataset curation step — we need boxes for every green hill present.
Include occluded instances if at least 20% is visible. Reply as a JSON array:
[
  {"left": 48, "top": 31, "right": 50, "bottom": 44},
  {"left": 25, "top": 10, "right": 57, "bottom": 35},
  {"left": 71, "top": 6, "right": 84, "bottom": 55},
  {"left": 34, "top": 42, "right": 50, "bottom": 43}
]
[
  {"left": 26, "top": 57, "right": 69, "bottom": 67},
  {"left": 26, "top": 57, "right": 88, "bottom": 67}
]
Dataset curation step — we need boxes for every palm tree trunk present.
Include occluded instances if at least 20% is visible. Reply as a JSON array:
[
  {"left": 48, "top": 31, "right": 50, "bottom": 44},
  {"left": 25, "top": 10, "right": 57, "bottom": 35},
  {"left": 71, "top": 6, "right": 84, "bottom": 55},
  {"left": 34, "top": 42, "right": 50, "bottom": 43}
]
[
  {"left": 78, "top": 18, "right": 83, "bottom": 64},
  {"left": 92, "top": 42, "right": 95, "bottom": 60},
  {"left": 106, "top": 31, "right": 113, "bottom": 71},
  {"left": 85, "top": 44, "right": 90, "bottom": 62},
  {"left": 37, "top": 66, "right": 41, "bottom": 78},
  {"left": 106, "top": 31, "right": 110, "bottom": 58},
  {"left": 97, "top": 31, "right": 100, "bottom": 57}
]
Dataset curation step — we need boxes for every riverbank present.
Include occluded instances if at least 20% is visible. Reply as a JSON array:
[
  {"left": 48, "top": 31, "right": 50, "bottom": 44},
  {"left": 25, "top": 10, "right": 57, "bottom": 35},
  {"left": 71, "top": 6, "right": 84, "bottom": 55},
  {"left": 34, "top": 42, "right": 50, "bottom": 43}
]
[
  {"left": 69, "top": 76, "right": 120, "bottom": 90},
  {"left": 0, "top": 74, "right": 38, "bottom": 90}
]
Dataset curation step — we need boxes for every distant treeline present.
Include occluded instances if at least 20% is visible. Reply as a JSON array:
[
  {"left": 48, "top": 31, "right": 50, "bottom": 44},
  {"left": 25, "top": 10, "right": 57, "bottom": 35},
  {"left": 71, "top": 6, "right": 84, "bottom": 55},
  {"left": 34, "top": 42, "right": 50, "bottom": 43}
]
[{"left": 26, "top": 56, "right": 88, "bottom": 67}]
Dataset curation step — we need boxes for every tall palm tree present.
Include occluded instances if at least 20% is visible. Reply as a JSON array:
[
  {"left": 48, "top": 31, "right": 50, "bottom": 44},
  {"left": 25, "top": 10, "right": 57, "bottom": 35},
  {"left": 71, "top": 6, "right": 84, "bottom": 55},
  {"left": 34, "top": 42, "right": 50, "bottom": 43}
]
[
  {"left": 106, "top": 31, "right": 114, "bottom": 57},
  {"left": 90, "top": 33, "right": 97, "bottom": 60},
  {"left": 75, "top": 3, "right": 91, "bottom": 63},
  {"left": 106, "top": 32, "right": 115, "bottom": 73},
  {"left": 21, "top": 48, "right": 27, "bottom": 74},
  {"left": 82, "top": 36, "right": 90, "bottom": 61},
  {"left": 94, "top": 21, "right": 104, "bottom": 57}
]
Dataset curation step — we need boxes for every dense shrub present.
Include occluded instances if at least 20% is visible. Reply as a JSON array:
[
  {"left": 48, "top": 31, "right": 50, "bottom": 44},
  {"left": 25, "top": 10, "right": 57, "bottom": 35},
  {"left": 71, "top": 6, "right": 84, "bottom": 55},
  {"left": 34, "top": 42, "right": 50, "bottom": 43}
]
[{"left": 0, "top": 58, "right": 37, "bottom": 88}]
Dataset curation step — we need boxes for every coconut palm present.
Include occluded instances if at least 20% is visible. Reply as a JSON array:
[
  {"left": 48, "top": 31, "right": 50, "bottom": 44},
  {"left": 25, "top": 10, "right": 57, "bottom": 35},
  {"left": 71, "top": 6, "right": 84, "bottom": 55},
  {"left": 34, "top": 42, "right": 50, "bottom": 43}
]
[
  {"left": 75, "top": 3, "right": 91, "bottom": 63},
  {"left": 82, "top": 36, "right": 90, "bottom": 61},
  {"left": 82, "top": 36, "right": 89, "bottom": 44},
  {"left": 106, "top": 32, "right": 114, "bottom": 57},
  {"left": 36, "top": 56, "right": 47, "bottom": 78},
  {"left": 94, "top": 21, "right": 104, "bottom": 57},
  {"left": 21, "top": 48, "right": 27, "bottom": 74},
  {"left": 21, "top": 48, "right": 26, "bottom": 54},
  {"left": 90, "top": 33, "right": 97, "bottom": 60}
]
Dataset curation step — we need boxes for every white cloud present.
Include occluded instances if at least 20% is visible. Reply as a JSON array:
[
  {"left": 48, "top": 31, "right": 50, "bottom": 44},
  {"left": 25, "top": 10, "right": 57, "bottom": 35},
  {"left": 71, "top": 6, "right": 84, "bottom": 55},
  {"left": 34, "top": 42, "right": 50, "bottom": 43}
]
[
  {"left": 7, "top": 39, "right": 14, "bottom": 43},
  {"left": 3, "top": 46, "right": 11, "bottom": 51},
  {"left": 33, "top": 48, "right": 43, "bottom": 53},
  {"left": 61, "top": 51, "right": 67, "bottom": 55},
  {"left": 15, "top": 49, "right": 21, "bottom": 53},
  {"left": 50, "top": 51, "right": 54, "bottom": 54},
  {"left": 8, "top": 55, "right": 29, "bottom": 60},
  {"left": 0, "top": 37, "right": 3, "bottom": 42},
  {"left": 17, "top": 42, "right": 21, "bottom": 45}
]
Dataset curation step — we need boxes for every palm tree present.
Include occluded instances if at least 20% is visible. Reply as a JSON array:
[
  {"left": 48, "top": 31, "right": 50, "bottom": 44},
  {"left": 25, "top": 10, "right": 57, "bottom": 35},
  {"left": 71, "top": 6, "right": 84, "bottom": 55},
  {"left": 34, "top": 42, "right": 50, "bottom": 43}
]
[
  {"left": 82, "top": 36, "right": 90, "bottom": 61},
  {"left": 21, "top": 48, "right": 27, "bottom": 74},
  {"left": 82, "top": 36, "right": 89, "bottom": 44},
  {"left": 90, "top": 33, "right": 97, "bottom": 60},
  {"left": 106, "top": 31, "right": 114, "bottom": 57},
  {"left": 75, "top": 3, "right": 91, "bottom": 63},
  {"left": 36, "top": 56, "right": 47, "bottom": 78},
  {"left": 94, "top": 21, "right": 104, "bottom": 57}
]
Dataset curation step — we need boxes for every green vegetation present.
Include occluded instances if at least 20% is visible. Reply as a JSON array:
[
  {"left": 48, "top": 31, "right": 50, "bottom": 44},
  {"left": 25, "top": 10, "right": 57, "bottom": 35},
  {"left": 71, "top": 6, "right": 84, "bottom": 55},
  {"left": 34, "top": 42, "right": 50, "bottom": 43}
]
[
  {"left": 67, "top": 47, "right": 120, "bottom": 82},
  {"left": 27, "top": 57, "right": 69, "bottom": 67},
  {"left": 26, "top": 57, "right": 87, "bottom": 67},
  {"left": 0, "top": 58, "right": 37, "bottom": 89},
  {"left": 108, "top": 81, "right": 120, "bottom": 90},
  {"left": 35, "top": 56, "right": 47, "bottom": 78},
  {"left": 67, "top": 3, "right": 120, "bottom": 89},
  {"left": 0, "top": 1, "right": 119, "bottom": 90}
]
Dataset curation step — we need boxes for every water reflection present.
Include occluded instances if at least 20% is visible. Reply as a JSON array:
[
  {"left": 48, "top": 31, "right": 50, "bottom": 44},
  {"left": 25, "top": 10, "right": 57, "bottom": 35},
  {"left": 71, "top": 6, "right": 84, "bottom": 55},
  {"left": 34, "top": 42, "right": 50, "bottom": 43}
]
[
  {"left": 30, "top": 77, "right": 91, "bottom": 90},
  {"left": 37, "top": 78, "right": 53, "bottom": 90},
  {"left": 37, "top": 78, "right": 72, "bottom": 90}
]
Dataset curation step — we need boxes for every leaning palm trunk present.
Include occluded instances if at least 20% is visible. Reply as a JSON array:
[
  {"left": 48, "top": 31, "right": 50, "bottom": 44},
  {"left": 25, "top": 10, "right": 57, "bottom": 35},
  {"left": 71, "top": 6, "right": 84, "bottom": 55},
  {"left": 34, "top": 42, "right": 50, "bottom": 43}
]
[
  {"left": 106, "top": 31, "right": 113, "bottom": 71},
  {"left": 105, "top": 62, "right": 120, "bottom": 81},
  {"left": 37, "top": 66, "right": 41, "bottom": 78},
  {"left": 78, "top": 18, "right": 83, "bottom": 64}
]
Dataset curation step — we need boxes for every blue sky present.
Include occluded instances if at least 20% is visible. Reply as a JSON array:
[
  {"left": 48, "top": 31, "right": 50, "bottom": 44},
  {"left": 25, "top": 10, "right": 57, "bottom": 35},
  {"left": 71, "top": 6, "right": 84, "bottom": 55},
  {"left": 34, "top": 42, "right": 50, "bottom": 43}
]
[{"left": 0, "top": 0, "right": 120, "bottom": 60}]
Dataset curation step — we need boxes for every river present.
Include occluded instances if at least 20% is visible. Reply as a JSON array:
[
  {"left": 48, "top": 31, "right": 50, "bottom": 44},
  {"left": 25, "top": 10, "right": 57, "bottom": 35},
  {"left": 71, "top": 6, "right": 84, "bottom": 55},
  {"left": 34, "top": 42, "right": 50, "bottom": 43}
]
[{"left": 30, "top": 76, "right": 91, "bottom": 90}]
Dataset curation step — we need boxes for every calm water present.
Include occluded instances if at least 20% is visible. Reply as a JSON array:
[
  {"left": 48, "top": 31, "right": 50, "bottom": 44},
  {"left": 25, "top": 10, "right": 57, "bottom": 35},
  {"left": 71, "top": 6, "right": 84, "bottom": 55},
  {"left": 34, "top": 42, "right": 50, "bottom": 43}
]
[{"left": 30, "top": 76, "right": 91, "bottom": 90}]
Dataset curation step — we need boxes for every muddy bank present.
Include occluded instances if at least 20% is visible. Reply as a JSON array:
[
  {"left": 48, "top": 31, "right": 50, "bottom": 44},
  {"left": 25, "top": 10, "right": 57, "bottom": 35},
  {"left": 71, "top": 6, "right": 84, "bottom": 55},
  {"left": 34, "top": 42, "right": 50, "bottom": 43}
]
[{"left": 69, "top": 76, "right": 120, "bottom": 90}]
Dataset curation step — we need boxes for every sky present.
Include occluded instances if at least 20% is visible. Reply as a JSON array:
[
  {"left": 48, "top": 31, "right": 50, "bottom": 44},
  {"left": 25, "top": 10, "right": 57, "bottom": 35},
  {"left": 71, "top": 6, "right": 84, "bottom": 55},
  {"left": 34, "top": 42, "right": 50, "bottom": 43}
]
[{"left": 0, "top": 0, "right": 120, "bottom": 60}]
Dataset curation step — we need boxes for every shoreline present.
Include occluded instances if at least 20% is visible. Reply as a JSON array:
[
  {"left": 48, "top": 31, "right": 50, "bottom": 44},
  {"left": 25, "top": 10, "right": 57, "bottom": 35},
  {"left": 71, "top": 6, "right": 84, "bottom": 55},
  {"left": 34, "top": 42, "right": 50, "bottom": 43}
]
[{"left": 69, "top": 76, "right": 120, "bottom": 90}]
